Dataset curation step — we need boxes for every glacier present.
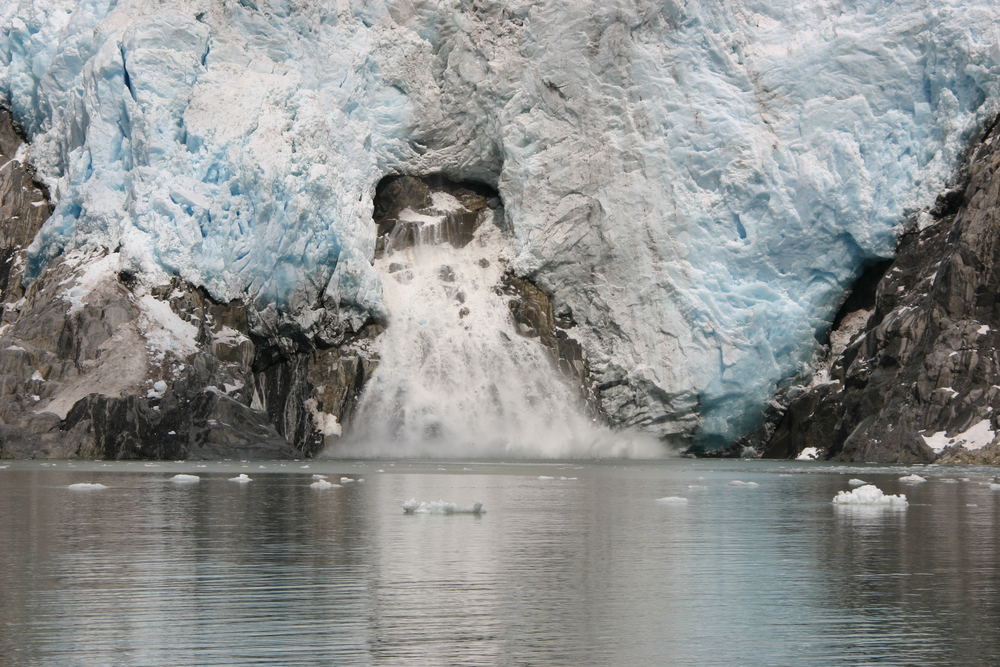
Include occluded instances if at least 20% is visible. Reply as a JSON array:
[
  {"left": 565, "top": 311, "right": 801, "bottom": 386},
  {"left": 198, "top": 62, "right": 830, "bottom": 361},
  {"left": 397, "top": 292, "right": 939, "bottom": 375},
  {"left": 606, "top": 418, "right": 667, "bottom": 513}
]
[{"left": 1, "top": 0, "right": 998, "bottom": 446}]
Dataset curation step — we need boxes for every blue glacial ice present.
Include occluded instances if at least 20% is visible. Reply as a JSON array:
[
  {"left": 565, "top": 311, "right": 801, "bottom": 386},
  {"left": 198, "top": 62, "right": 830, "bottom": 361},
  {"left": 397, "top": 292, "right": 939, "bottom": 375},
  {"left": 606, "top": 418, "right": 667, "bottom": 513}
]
[{"left": 1, "top": 0, "right": 998, "bottom": 445}]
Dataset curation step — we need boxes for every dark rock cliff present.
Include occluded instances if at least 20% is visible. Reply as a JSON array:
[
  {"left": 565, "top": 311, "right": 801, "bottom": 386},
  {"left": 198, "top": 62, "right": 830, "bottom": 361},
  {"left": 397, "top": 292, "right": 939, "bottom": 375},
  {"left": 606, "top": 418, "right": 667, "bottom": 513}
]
[
  {"left": 0, "top": 110, "right": 374, "bottom": 460},
  {"left": 764, "top": 117, "right": 1000, "bottom": 464}
]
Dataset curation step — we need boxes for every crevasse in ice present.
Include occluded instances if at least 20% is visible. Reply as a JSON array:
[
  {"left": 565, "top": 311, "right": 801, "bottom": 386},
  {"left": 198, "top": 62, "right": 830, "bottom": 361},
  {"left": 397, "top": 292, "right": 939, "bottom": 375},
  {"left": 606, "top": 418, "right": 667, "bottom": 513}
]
[{"left": 1, "top": 0, "right": 998, "bottom": 444}]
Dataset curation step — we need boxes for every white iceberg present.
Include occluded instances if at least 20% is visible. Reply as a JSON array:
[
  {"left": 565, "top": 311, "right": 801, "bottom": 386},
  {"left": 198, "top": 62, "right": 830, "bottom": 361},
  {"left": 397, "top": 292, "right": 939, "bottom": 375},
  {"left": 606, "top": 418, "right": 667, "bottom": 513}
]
[
  {"left": 228, "top": 474, "right": 252, "bottom": 483},
  {"left": 796, "top": 447, "right": 820, "bottom": 461},
  {"left": 67, "top": 482, "right": 108, "bottom": 491},
  {"left": 310, "top": 479, "right": 341, "bottom": 490},
  {"left": 401, "top": 498, "right": 485, "bottom": 515},
  {"left": 899, "top": 474, "right": 927, "bottom": 484},
  {"left": 848, "top": 478, "right": 868, "bottom": 487},
  {"left": 655, "top": 496, "right": 689, "bottom": 504},
  {"left": 833, "top": 484, "right": 908, "bottom": 507},
  {"left": 169, "top": 474, "right": 200, "bottom": 483},
  {"left": 728, "top": 480, "right": 759, "bottom": 487}
]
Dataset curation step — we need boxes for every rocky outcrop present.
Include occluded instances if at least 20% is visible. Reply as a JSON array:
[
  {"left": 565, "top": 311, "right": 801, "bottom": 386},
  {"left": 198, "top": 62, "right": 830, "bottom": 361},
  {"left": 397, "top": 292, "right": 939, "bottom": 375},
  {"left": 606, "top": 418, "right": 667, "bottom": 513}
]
[
  {"left": 374, "top": 175, "right": 502, "bottom": 256},
  {"left": 0, "top": 110, "right": 374, "bottom": 460},
  {"left": 502, "top": 273, "right": 597, "bottom": 415},
  {"left": 764, "top": 116, "right": 1000, "bottom": 463}
]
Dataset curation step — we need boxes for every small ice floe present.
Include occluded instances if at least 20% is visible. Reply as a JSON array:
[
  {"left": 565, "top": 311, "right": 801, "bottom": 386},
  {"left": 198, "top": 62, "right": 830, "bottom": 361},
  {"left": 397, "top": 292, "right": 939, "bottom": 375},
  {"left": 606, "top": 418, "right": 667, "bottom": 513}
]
[
  {"left": 728, "top": 480, "right": 759, "bottom": 487},
  {"left": 796, "top": 447, "right": 820, "bottom": 461},
  {"left": 228, "top": 474, "right": 252, "bottom": 483},
  {"left": 300, "top": 465, "right": 310, "bottom": 469},
  {"left": 340, "top": 476, "right": 356, "bottom": 483},
  {"left": 899, "top": 474, "right": 927, "bottom": 484},
  {"left": 939, "top": 478, "right": 958, "bottom": 484},
  {"left": 376, "top": 469, "right": 385, "bottom": 473},
  {"left": 311, "top": 474, "right": 327, "bottom": 480},
  {"left": 0, "top": 465, "right": 8, "bottom": 469},
  {"left": 402, "top": 498, "right": 485, "bottom": 515},
  {"left": 310, "top": 479, "right": 341, "bottom": 490},
  {"left": 967, "top": 504, "right": 980, "bottom": 507},
  {"left": 169, "top": 474, "right": 200, "bottom": 483},
  {"left": 832, "top": 484, "right": 908, "bottom": 507},
  {"left": 848, "top": 478, "right": 867, "bottom": 487},
  {"left": 537, "top": 475, "right": 577, "bottom": 481},
  {"left": 989, "top": 483, "right": 1000, "bottom": 491},
  {"left": 655, "top": 496, "right": 689, "bottom": 504},
  {"left": 67, "top": 483, "right": 108, "bottom": 491},
  {"left": 687, "top": 484, "right": 708, "bottom": 490}
]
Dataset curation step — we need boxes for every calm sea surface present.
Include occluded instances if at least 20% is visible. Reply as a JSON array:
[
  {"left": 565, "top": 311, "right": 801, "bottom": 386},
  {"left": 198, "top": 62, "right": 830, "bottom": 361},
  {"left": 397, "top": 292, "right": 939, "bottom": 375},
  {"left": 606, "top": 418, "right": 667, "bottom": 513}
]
[{"left": 1, "top": 458, "right": 999, "bottom": 666}]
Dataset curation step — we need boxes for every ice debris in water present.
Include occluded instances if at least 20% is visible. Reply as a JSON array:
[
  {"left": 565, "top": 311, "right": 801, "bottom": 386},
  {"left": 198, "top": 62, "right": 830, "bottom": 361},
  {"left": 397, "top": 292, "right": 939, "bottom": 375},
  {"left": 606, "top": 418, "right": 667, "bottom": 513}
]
[
  {"left": 402, "top": 499, "right": 485, "bottom": 515},
  {"left": 728, "top": 480, "right": 759, "bottom": 487},
  {"left": 310, "top": 479, "right": 341, "bottom": 490},
  {"left": 340, "top": 477, "right": 356, "bottom": 483},
  {"left": 537, "top": 475, "right": 578, "bottom": 481},
  {"left": 899, "top": 474, "right": 927, "bottom": 484},
  {"left": 833, "top": 484, "right": 908, "bottom": 507},
  {"left": 311, "top": 474, "right": 327, "bottom": 480},
  {"left": 67, "top": 483, "right": 108, "bottom": 491},
  {"left": 796, "top": 447, "right": 820, "bottom": 461},
  {"left": 989, "top": 483, "right": 1000, "bottom": 491},
  {"left": 848, "top": 478, "right": 868, "bottom": 487},
  {"left": 228, "top": 474, "right": 252, "bottom": 483},
  {"left": 169, "top": 474, "right": 200, "bottom": 483},
  {"left": 655, "top": 496, "right": 689, "bottom": 504}
]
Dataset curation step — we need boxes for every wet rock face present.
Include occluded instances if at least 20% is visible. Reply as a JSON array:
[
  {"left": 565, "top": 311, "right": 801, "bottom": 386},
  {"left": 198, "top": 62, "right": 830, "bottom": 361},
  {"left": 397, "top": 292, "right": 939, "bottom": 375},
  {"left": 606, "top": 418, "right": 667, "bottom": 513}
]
[
  {"left": 0, "top": 110, "right": 372, "bottom": 460},
  {"left": 373, "top": 174, "right": 500, "bottom": 256},
  {"left": 764, "top": 117, "right": 1000, "bottom": 463},
  {"left": 502, "top": 273, "right": 597, "bottom": 415}
]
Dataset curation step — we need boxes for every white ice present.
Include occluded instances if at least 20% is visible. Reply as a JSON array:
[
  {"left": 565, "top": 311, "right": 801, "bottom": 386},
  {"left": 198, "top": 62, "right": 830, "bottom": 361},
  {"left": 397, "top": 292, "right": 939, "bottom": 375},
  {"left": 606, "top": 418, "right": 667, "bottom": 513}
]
[
  {"left": 899, "top": 474, "right": 927, "bottom": 484},
  {"left": 228, "top": 473, "right": 252, "bottom": 483},
  {"left": 832, "top": 484, "right": 908, "bottom": 507},
  {"left": 67, "top": 482, "right": 108, "bottom": 490},
  {"left": 401, "top": 498, "right": 485, "bottom": 515},
  {"left": 169, "top": 474, "right": 199, "bottom": 483}
]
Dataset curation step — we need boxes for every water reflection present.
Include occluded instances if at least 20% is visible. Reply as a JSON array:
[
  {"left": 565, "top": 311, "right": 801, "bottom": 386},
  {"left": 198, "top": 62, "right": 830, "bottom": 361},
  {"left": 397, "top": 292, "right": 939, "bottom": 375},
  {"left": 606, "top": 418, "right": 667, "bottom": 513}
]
[{"left": 1, "top": 461, "right": 999, "bottom": 665}]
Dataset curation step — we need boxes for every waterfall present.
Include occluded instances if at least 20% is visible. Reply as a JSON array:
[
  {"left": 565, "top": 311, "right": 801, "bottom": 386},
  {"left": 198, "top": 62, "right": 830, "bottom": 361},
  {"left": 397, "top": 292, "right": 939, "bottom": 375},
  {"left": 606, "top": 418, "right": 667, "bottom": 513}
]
[{"left": 341, "top": 184, "right": 659, "bottom": 458}]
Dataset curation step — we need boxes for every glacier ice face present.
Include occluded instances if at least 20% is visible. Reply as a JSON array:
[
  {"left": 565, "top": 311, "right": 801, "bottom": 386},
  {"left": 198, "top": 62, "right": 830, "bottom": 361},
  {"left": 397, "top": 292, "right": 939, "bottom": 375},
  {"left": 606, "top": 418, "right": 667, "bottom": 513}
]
[{"left": 2, "top": 0, "right": 998, "bottom": 445}]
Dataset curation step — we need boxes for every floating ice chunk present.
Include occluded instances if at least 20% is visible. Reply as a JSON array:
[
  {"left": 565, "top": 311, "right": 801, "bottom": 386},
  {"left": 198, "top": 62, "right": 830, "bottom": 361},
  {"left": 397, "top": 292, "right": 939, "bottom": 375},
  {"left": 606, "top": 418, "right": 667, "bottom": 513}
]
[
  {"left": 340, "top": 477, "right": 356, "bottom": 483},
  {"left": 538, "top": 475, "right": 577, "bottom": 481},
  {"left": 848, "top": 478, "right": 868, "bottom": 487},
  {"left": 939, "top": 478, "right": 958, "bottom": 483},
  {"left": 310, "top": 479, "right": 341, "bottom": 490},
  {"left": 796, "top": 447, "right": 820, "bottom": 461},
  {"left": 311, "top": 474, "right": 327, "bottom": 480},
  {"left": 228, "top": 474, "right": 252, "bottom": 483},
  {"left": 300, "top": 465, "right": 310, "bottom": 469},
  {"left": 538, "top": 475, "right": 555, "bottom": 480},
  {"left": 401, "top": 498, "right": 485, "bottom": 515},
  {"left": 899, "top": 474, "right": 927, "bottom": 483},
  {"left": 68, "top": 483, "right": 108, "bottom": 491},
  {"left": 832, "top": 484, "right": 908, "bottom": 507},
  {"left": 687, "top": 484, "right": 708, "bottom": 490},
  {"left": 728, "top": 480, "right": 759, "bottom": 487},
  {"left": 655, "top": 496, "right": 689, "bottom": 504},
  {"left": 989, "top": 483, "right": 1000, "bottom": 491},
  {"left": 169, "top": 474, "right": 200, "bottom": 483}
]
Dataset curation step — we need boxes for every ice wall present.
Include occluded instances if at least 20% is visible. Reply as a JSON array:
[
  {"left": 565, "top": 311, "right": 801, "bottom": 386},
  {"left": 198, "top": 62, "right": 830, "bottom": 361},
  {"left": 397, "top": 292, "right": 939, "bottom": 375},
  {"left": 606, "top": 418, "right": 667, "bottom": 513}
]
[{"left": 2, "top": 0, "right": 998, "bottom": 445}]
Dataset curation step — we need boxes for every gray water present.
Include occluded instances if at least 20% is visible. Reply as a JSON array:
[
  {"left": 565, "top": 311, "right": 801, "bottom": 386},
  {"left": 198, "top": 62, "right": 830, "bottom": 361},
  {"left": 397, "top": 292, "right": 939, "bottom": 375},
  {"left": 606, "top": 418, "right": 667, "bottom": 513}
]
[{"left": 1, "top": 458, "right": 999, "bottom": 666}]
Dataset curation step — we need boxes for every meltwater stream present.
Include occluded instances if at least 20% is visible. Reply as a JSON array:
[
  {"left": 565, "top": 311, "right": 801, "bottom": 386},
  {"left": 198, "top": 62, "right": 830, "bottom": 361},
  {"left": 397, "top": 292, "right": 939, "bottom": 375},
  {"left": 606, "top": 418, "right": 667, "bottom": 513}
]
[{"left": 345, "top": 189, "right": 657, "bottom": 458}]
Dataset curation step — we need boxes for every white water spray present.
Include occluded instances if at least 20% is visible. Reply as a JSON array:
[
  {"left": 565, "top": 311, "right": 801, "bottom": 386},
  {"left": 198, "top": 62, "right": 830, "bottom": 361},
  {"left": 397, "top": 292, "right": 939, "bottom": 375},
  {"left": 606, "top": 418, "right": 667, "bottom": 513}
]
[{"left": 343, "top": 193, "right": 660, "bottom": 458}]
